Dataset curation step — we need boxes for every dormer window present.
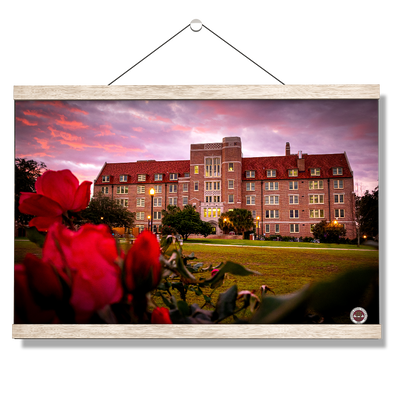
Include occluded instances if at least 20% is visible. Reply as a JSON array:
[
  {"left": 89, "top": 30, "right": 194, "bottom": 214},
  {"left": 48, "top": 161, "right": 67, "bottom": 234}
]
[
  {"left": 333, "top": 167, "right": 343, "bottom": 175},
  {"left": 184, "top": 172, "right": 190, "bottom": 178},
  {"left": 310, "top": 168, "right": 320, "bottom": 176},
  {"left": 102, "top": 175, "right": 110, "bottom": 182},
  {"left": 154, "top": 174, "right": 163, "bottom": 181},
  {"left": 246, "top": 170, "right": 255, "bottom": 178},
  {"left": 288, "top": 169, "right": 298, "bottom": 177},
  {"left": 170, "top": 173, "right": 178, "bottom": 180},
  {"left": 138, "top": 174, "right": 146, "bottom": 182},
  {"left": 119, "top": 175, "right": 128, "bottom": 182},
  {"left": 266, "top": 169, "right": 276, "bottom": 178}
]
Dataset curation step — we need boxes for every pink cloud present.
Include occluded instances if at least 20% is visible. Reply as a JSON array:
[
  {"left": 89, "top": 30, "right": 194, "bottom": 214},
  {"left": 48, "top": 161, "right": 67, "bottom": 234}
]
[
  {"left": 56, "top": 115, "right": 89, "bottom": 130},
  {"left": 34, "top": 137, "right": 50, "bottom": 149},
  {"left": 49, "top": 126, "right": 81, "bottom": 142},
  {"left": 16, "top": 117, "right": 38, "bottom": 126}
]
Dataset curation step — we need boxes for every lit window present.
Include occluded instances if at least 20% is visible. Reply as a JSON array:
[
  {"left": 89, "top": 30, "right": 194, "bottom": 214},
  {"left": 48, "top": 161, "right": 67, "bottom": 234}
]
[
  {"left": 194, "top": 166, "right": 199, "bottom": 174},
  {"left": 265, "top": 210, "right": 279, "bottom": 219},
  {"left": 246, "top": 170, "right": 255, "bottom": 178},
  {"left": 310, "top": 168, "right": 320, "bottom": 176},
  {"left": 289, "top": 195, "right": 299, "bottom": 204},
  {"left": 137, "top": 186, "right": 145, "bottom": 194},
  {"left": 334, "top": 194, "right": 345, "bottom": 204},
  {"left": 265, "top": 181, "right": 279, "bottom": 190},
  {"left": 101, "top": 187, "right": 109, "bottom": 194},
  {"left": 228, "top": 163, "right": 234, "bottom": 171},
  {"left": 289, "top": 181, "right": 298, "bottom": 190},
  {"left": 117, "top": 186, "right": 128, "bottom": 194},
  {"left": 120, "top": 175, "right": 128, "bottom": 182},
  {"left": 309, "top": 195, "right": 324, "bottom": 204},
  {"left": 246, "top": 182, "right": 255, "bottom": 191},
  {"left": 288, "top": 169, "right": 298, "bottom": 177},
  {"left": 333, "top": 180, "right": 344, "bottom": 189},
  {"left": 310, "top": 224, "right": 315, "bottom": 233},
  {"left": 266, "top": 169, "right": 276, "bottom": 177},
  {"left": 246, "top": 195, "right": 256, "bottom": 205},
  {"left": 290, "top": 224, "right": 299, "bottom": 233},
  {"left": 102, "top": 175, "right": 110, "bottom": 182},
  {"left": 138, "top": 174, "right": 146, "bottom": 182},
  {"left": 136, "top": 198, "right": 145, "bottom": 207},
  {"left": 333, "top": 167, "right": 343, "bottom": 175},
  {"left": 309, "top": 180, "right": 324, "bottom": 190},
  {"left": 213, "top": 196, "right": 220, "bottom": 203},
  {"left": 205, "top": 158, "right": 220, "bottom": 177},
  {"left": 154, "top": 174, "right": 163, "bottom": 181},
  {"left": 310, "top": 209, "right": 324, "bottom": 218},
  {"left": 228, "top": 194, "right": 234, "bottom": 203},
  {"left": 334, "top": 209, "right": 345, "bottom": 218},
  {"left": 265, "top": 195, "right": 279, "bottom": 205},
  {"left": 289, "top": 210, "right": 299, "bottom": 219},
  {"left": 228, "top": 180, "right": 234, "bottom": 189},
  {"left": 169, "top": 173, "right": 178, "bottom": 180}
]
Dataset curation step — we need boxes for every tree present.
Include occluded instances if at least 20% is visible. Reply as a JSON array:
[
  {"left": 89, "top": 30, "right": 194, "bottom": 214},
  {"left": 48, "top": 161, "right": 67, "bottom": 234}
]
[
  {"left": 312, "top": 219, "right": 347, "bottom": 243},
  {"left": 356, "top": 186, "right": 378, "bottom": 240},
  {"left": 218, "top": 209, "right": 255, "bottom": 235},
  {"left": 79, "top": 192, "right": 135, "bottom": 231},
  {"left": 15, "top": 158, "right": 47, "bottom": 225},
  {"left": 161, "top": 204, "right": 213, "bottom": 240}
]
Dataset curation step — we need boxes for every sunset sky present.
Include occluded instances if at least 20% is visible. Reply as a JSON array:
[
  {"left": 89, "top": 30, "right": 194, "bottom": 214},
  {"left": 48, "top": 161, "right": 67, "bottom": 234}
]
[{"left": 15, "top": 99, "right": 379, "bottom": 194}]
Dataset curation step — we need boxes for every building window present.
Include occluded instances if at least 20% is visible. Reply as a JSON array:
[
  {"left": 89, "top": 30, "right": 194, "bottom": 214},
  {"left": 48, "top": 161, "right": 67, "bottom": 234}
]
[
  {"left": 252, "top": 210, "right": 257, "bottom": 218},
  {"left": 154, "top": 174, "right": 163, "bottom": 181},
  {"left": 309, "top": 194, "right": 324, "bottom": 204},
  {"left": 205, "top": 196, "right": 212, "bottom": 203},
  {"left": 116, "top": 198, "right": 128, "bottom": 207},
  {"left": 310, "top": 224, "right": 315, "bottom": 233},
  {"left": 265, "top": 210, "right": 279, "bottom": 219},
  {"left": 228, "top": 163, "right": 234, "bottom": 171},
  {"left": 266, "top": 169, "right": 276, "bottom": 177},
  {"left": 213, "top": 195, "right": 220, "bottom": 203},
  {"left": 137, "top": 185, "right": 145, "bottom": 194},
  {"left": 289, "top": 181, "right": 298, "bottom": 190},
  {"left": 183, "top": 183, "right": 188, "bottom": 192},
  {"left": 310, "top": 209, "right": 325, "bottom": 218},
  {"left": 334, "top": 194, "right": 345, "bottom": 203},
  {"left": 169, "top": 184, "right": 177, "bottom": 193},
  {"left": 290, "top": 224, "right": 300, "bottom": 233},
  {"left": 334, "top": 209, "right": 345, "bottom": 218},
  {"left": 288, "top": 169, "right": 298, "bottom": 177},
  {"left": 138, "top": 174, "right": 146, "bottom": 182},
  {"left": 333, "top": 167, "right": 343, "bottom": 175},
  {"left": 136, "top": 225, "right": 144, "bottom": 233},
  {"left": 214, "top": 182, "right": 220, "bottom": 190},
  {"left": 153, "top": 197, "right": 162, "bottom": 207},
  {"left": 228, "top": 180, "right": 234, "bottom": 189},
  {"left": 265, "top": 224, "right": 270, "bottom": 234},
  {"left": 136, "top": 198, "right": 145, "bottom": 207},
  {"left": 169, "top": 197, "right": 178, "bottom": 206},
  {"left": 246, "top": 182, "right": 255, "bottom": 191},
  {"left": 194, "top": 181, "right": 199, "bottom": 191},
  {"left": 289, "top": 210, "right": 299, "bottom": 219},
  {"left": 136, "top": 212, "right": 144, "bottom": 220},
  {"left": 310, "top": 168, "right": 320, "bottom": 176},
  {"left": 194, "top": 166, "right": 199, "bottom": 174},
  {"left": 246, "top": 195, "right": 256, "bottom": 205},
  {"left": 120, "top": 175, "right": 128, "bottom": 182},
  {"left": 205, "top": 158, "right": 221, "bottom": 177},
  {"left": 228, "top": 194, "right": 234, "bottom": 203},
  {"left": 184, "top": 172, "right": 190, "bottom": 178},
  {"left": 101, "top": 187, "right": 109, "bottom": 194},
  {"left": 289, "top": 195, "right": 299, "bottom": 204},
  {"left": 154, "top": 185, "right": 162, "bottom": 193},
  {"left": 309, "top": 180, "right": 324, "bottom": 190},
  {"left": 265, "top": 181, "right": 279, "bottom": 190},
  {"left": 153, "top": 211, "right": 162, "bottom": 220},
  {"left": 169, "top": 173, "right": 178, "bottom": 180},
  {"left": 117, "top": 186, "right": 128, "bottom": 194},
  {"left": 334, "top": 180, "right": 344, "bottom": 189},
  {"left": 246, "top": 170, "right": 255, "bottom": 178},
  {"left": 265, "top": 195, "right": 279, "bottom": 205},
  {"left": 102, "top": 175, "right": 110, "bottom": 182},
  {"left": 275, "top": 224, "right": 280, "bottom": 234},
  {"left": 183, "top": 196, "right": 188, "bottom": 206}
]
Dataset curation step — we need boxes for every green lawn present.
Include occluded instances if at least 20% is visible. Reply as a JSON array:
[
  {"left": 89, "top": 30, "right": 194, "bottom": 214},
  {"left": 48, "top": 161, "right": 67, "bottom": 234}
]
[{"left": 14, "top": 238, "right": 379, "bottom": 323}]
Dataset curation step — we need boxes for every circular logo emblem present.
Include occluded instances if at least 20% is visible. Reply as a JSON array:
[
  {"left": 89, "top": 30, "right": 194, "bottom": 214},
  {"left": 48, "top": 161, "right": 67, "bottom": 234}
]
[{"left": 350, "top": 307, "right": 368, "bottom": 324}]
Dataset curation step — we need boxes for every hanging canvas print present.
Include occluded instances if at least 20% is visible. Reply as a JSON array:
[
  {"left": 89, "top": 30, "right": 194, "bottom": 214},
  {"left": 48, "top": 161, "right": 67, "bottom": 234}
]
[{"left": 13, "top": 85, "right": 380, "bottom": 339}]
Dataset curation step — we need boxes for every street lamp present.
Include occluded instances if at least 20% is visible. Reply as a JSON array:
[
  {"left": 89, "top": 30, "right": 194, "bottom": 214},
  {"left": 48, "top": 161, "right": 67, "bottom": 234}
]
[
  {"left": 149, "top": 188, "right": 155, "bottom": 233},
  {"left": 257, "top": 216, "right": 260, "bottom": 239},
  {"left": 147, "top": 215, "right": 151, "bottom": 231}
]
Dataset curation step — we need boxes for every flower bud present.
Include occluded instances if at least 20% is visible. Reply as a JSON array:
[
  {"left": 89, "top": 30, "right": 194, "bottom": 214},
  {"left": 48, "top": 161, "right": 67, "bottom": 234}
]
[{"left": 151, "top": 307, "right": 172, "bottom": 324}]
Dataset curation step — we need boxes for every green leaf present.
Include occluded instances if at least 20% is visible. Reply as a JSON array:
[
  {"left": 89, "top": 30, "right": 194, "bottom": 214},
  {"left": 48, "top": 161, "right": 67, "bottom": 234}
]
[
  {"left": 201, "top": 261, "right": 261, "bottom": 288},
  {"left": 307, "top": 265, "right": 379, "bottom": 317},
  {"left": 213, "top": 284, "right": 238, "bottom": 322},
  {"left": 250, "top": 285, "right": 312, "bottom": 324},
  {"left": 177, "top": 300, "right": 191, "bottom": 317},
  {"left": 26, "top": 226, "right": 46, "bottom": 248},
  {"left": 170, "top": 250, "right": 197, "bottom": 283}
]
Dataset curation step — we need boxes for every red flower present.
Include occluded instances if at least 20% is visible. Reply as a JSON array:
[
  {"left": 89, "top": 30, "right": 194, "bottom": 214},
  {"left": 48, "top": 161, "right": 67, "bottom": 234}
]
[
  {"left": 42, "top": 222, "right": 123, "bottom": 322},
  {"left": 124, "top": 230, "right": 161, "bottom": 293},
  {"left": 19, "top": 169, "right": 92, "bottom": 231},
  {"left": 151, "top": 307, "right": 172, "bottom": 324},
  {"left": 211, "top": 268, "right": 219, "bottom": 277},
  {"left": 14, "top": 254, "right": 63, "bottom": 323}
]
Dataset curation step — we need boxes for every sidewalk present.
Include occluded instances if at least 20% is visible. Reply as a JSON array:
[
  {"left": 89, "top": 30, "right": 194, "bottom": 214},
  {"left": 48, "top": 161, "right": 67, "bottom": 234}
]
[{"left": 187, "top": 243, "right": 377, "bottom": 251}]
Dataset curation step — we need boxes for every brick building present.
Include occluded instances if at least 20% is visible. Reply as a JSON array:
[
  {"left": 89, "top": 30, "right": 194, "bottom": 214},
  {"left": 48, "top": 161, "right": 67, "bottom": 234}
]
[{"left": 93, "top": 136, "right": 356, "bottom": 238}]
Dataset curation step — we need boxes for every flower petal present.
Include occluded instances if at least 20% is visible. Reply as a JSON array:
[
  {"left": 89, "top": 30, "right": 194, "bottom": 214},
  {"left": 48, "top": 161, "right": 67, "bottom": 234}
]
[
  {"left": 70, "top": 181, "right": 92, "bottom": 212},
  {"left": 29, "top": 216, "right": 63, "bottom": 232},
  {"left": 19, "top": 192, "right": 64, "bottom": 217},
  {"left": 36, "top": 170, "right": 79, "bottom": 211}
]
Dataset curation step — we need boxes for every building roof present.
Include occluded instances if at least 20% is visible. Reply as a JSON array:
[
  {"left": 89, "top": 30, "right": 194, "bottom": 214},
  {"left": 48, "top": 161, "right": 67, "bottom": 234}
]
[
  {"left": 94, "top": 152, "right": 352, "bottom": 184},
  {"left": 95, "top": 160, "right": 190, "bottom": 185},
  {"left": 242, "top": 153, "right": 353, "bottom": 180}
]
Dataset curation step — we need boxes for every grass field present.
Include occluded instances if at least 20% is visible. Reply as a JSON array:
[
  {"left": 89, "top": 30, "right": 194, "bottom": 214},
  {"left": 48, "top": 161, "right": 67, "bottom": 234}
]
[{"left": 14, "top": 238, "right": 379, "bottom": 322}]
